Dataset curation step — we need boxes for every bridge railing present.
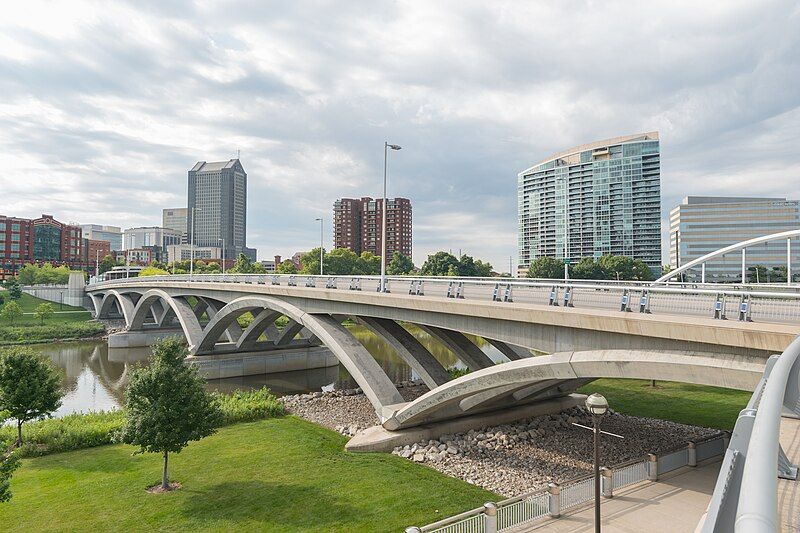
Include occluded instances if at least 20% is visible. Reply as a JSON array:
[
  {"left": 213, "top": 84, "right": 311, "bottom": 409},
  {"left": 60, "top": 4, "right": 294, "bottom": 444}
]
[
  {"left": 405, "top": 436, "right": 726, "bottom": 533},
  {"left": 87, "top": 274, "right": 800, "bottom": 324},
  {"left": 698, "top": 334, "right": 800, "bottom": 532}
]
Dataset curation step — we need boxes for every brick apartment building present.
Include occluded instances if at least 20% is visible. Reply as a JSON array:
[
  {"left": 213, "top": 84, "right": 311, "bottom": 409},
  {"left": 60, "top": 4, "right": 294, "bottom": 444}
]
[
  {"left": 333, "top": 197, "right": 412, "bottom": 258},
  {"left": 0, "top": 214, "right": 86, "bottom": 280},
  {"left": 83, "top": 238, "right": 111, "bottom": 271}
]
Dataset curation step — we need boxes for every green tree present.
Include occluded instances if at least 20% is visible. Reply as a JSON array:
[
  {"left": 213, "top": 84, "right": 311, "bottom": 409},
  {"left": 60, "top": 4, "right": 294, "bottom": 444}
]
[
  {"left": 420, "top": 252, "right": 460, "bottom": 276},
  {"left": 325, "top": 248, "right": 359, "bottom": 275},
  {"left": 631, "top": 259, "right": 655, "bottom": 281},
  {"left": 0, "top": 448, "right": 18, "bottom": 503},
  {"left": 98, "top": 255, "right": 120, "bottom": 275},
  {"left": 276, "top": 260, "right": 298, "bottom": 274},
  {"left": 120, "top": 338, "right": 222, "bottom": 491},
  {"left": 33, "top": 302, "right": 55, "bottom": 325},
  {"left": 16, "top": 264, "right": 38, "bottom": 285},
  {"left": 229, "top": 253, "right": 261, "bottom": 274},
  {"left": 571, "top": 257, "right": 608, "bottom": 280},
  {"left": 299, "top": 248, "right": 324, "bottom": 275},
  {"left": 4, "top": 279, "right": 21, "bottom": 300},
  {"left": 356, "top": 251, "right": 381, "bottom": 275},
  {"left": 0, "top": 347, "right": 63, "bottom": 446},
  {"left": 387, "top": 252, "right": 415, "bottom": 275},
  {"left": 0, "top": 293, "right": 4, "bottom": 306},
  {"left": 0, "top": 301, "right": 22, "bottom": 325},
  {"left": 471, "top": 259, "right": 493, "bottom": 277},
  {"left": 527, "top": 257, "right": 565, "bottom": 279},
  {"left": 139, "top": 266, "right": 170, "bottom": 277}
]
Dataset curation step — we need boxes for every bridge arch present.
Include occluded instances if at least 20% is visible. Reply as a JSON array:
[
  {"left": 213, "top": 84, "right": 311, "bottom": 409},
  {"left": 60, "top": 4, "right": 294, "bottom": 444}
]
[
  {"left": 96, "top": 290, "right": 136, "bottom": 324},
  {"left": 385, "top": 350, "right": 764, "bottom": 430},
  {"left": 192, "top": 296, "right": 405, "bottom": 419},
  {"left": 655, "top": 228, "right": 800, "bottom": 283},
  {"left": 128, "top": 289, "right": 204, "bottom": 349}
]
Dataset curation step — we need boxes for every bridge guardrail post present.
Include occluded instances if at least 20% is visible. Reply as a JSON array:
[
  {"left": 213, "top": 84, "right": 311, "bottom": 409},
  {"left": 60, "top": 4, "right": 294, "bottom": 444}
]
[
  {"left": 620, "top": 289, "right": 631, "bottom": 312},
  {"left": 563, "top": 286, "right": 573, "bottom": 307},
  {"left": 547, "top": 483, "right": 561, "bottom": 517},
  {"left": 647, "top": 453, "right": 658, "bottom": 481},
  {"left": 600, "top": 467, "right": 613, "bottom": 498},
  {"left": 688, "top": 442, "right": 697, "bottom": 467},
  {"left": 483, "top": 502, "right": 497, "bottom": 533},
  {"left": 738, "top": 294, "right": 752, "bottom": 322},
  {"left": 549, "top": 286, "right": 558, "bottom": 306}
]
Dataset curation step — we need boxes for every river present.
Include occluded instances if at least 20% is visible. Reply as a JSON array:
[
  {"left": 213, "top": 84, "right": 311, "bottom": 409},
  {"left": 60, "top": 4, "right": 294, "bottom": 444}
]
[{"left": 32, "top": 325, "right": 506, "bottom": 417}]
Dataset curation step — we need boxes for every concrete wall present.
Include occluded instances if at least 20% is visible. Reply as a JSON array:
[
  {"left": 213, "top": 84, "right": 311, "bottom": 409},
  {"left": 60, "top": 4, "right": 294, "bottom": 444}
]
[{"left": 22, "top": 272, "right": 86, "bottom": 308}]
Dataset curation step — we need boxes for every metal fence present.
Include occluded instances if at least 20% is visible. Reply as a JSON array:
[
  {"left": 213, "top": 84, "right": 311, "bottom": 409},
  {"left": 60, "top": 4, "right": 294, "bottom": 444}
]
[
  {"left": 409, "top": 435, "right": 726, "bottom": 533},
  {"left": 88, "top": 274, "right": 800, "bottom": 325}
]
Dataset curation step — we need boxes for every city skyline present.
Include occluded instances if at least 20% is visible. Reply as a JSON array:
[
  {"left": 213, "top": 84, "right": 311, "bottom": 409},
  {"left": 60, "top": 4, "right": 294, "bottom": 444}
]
[{"left": 0, "top": 2, "right": 799, "bottom": 270}]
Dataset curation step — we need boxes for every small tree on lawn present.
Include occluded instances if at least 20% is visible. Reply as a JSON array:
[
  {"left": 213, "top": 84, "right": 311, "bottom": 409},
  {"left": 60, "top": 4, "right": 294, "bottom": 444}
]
[
  {"left": 4, "top": 279, "right": 22, "bottom": 301},
  {"left": 0, "top": 301, "right": 23, "bottom": 326},
  {"left": 121, "top": 338, "right": 221, "bottom": 491},
  {"left": 34, "top": 302, "right": 55, "bottom": 325},
  {"left": 0, "top": 347, "right": 63, "bottom": 446},
  {"left": 0, "top": 448, "right": 18, "bottom": 503}
]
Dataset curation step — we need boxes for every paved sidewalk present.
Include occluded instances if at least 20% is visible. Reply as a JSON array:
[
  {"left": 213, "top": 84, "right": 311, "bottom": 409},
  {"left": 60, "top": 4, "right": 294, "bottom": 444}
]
[{"left": 509, "top": 461, "right": 720, "bottom": 533}]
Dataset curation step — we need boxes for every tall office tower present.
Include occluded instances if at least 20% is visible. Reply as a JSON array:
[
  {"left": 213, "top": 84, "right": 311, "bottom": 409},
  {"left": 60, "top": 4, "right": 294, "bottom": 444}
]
[
  {"left": 333, "top": 197, "right": 412, "bottom": 258},
  {"left": 517, "top": 132, "right": 661, "bottom": 274},
  {"left": 162, "top": 208, "right": 188, "bottom": 243},
  {"left": 188, "top": 159, "right": 255, "bottom": 261},
  {"left": 669, "top": 196, "right": 800, "bottom": 282},
  {"left": 80, "top": 224, "right": 123, "bottom": 251}
]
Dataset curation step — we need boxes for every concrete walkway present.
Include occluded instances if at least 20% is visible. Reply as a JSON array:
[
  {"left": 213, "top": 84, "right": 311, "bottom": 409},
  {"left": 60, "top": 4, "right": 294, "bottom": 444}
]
[
  {"left": 511, "top": 416, "right": 800, "bottom": 532},
  {"left": 509, "top": 461, "right": 721, "bottom": 533}
]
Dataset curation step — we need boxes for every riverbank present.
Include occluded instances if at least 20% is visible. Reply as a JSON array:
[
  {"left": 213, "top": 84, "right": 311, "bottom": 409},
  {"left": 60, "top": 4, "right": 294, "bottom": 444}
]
[
  {"left": 0, "top": 418, "right": 496, "bottom": 532},
  {"left": 0, "top": 293, "right": 104, "bottom": 345},
  {"left": 282, "top": 382, "right": 725, "bottom": 497}
]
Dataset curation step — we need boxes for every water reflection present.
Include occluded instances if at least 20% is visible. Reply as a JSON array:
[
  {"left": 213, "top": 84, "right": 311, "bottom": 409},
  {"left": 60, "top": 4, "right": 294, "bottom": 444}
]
[{"left": 29, "top": 324, "right": 507, "bottom": 417}]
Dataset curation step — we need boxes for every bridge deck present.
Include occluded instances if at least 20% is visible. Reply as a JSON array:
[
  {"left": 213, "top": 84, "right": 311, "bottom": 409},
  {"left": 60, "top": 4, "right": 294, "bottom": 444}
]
[{"left": 510, "top": 417, "right": 800, "bottom": 532}]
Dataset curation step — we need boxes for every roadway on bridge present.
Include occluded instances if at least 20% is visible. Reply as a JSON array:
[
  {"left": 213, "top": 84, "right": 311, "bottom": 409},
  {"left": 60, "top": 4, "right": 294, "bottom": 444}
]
[{"left": 510, "top": 417, "right": 800, "bottom": 532}]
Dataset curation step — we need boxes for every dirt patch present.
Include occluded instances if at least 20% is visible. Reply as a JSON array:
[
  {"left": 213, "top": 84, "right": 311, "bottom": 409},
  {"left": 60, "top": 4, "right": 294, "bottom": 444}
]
[{"left": 146, "top": 482, "right": 182, "bottom": 493}]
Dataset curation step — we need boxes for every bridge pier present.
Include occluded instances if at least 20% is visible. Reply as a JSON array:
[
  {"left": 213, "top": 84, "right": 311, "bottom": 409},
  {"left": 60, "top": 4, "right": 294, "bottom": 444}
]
[
  {"left": 108, "top": 328, "right": 185, "bottom": 348},
  {"left": 346, "top": 393, "right": 586, "bottom": 452},
  {"left": 186, "top": 345, "right": 339, "bottom": 379}
]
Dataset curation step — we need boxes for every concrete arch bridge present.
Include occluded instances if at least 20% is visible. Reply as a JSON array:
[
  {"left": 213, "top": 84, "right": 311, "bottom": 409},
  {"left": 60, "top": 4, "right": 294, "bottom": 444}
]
[{"left": 86, "top": 275, "right": 799, "bottom": 438}]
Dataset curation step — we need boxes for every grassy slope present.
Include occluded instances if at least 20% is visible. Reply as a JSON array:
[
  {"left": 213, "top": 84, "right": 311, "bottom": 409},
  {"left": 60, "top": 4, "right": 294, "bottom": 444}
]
[
  {"left": 3, "top": 293, "right": 92, "bottom": 326},
  {"left": 578, "top": 378, "right": 751, "bottom": 431},
  {"left": 0, "top": 417, "right": 497, "bottom": 532}
]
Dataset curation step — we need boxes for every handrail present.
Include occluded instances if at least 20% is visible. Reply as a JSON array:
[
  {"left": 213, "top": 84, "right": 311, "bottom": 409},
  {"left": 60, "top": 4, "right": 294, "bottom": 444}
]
[
  {"left": 86, "top": 274, "right": 800, "bottom": 301},
  {"left": 734, "top": 335, "right": 800, "bottom": 532}
]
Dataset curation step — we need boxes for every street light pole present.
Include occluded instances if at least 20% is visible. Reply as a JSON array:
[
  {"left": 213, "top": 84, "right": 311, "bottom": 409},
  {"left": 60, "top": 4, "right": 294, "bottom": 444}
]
[
  {"left": 95, "top": 249, "right": 100, "bottom": 278},
  {"left": 315, "top": 218, "right": 323, "bottom": 275},
  {"left": 190, "top": 207, "right": 201, "bottom": 279},
  {"left": 381, "top": 142, "right": 402, "bottom": 292},
  {"left": 585, "top": 393, "right": 609, "bottom": 533}
]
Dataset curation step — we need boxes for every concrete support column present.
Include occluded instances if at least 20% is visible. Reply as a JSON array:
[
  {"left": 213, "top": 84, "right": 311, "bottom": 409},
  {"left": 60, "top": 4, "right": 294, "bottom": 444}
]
[
  {"left": 600, "top": 467, "right": 613, "bottom": 498},
  {"left": 647, "top": 453, "right": 658, "bottom": 481},
  {"left": 688, "top": 442, "right": 697, "bottom": 467},
  {"left": 483, "top": 502, "right": 497, "bottom": 533},
  {"left": 420, "top": 325, "right": 494, "bottom": 370},
  {"left": 548, "top": 483, "right": 561, "bottom": 517}
]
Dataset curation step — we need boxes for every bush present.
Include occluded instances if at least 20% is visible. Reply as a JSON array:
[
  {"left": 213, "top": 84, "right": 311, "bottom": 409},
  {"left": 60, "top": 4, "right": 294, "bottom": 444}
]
[
  {"left": 0, "top": 387, "right": 285, "bottom": 457},
  {"left": 0, "top": 322, "right": 105, "bottom": 345}
]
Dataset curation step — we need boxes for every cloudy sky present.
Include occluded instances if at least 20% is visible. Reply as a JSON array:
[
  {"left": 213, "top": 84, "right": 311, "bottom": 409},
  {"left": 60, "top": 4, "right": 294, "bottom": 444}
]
[{"left": 1, "top": 0, "right": 798, "bottom": 270}]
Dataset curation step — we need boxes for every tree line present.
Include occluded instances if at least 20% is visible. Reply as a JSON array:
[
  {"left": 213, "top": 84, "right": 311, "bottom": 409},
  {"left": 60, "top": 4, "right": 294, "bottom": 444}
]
[{"left": 526, "top": 255, "right": 655, "bottom": 281}]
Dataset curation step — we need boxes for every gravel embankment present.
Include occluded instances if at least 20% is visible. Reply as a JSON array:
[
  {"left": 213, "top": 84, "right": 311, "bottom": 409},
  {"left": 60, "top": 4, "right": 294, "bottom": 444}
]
[{"left": 281, "top": 383, "right": 720, "bottom": 497}]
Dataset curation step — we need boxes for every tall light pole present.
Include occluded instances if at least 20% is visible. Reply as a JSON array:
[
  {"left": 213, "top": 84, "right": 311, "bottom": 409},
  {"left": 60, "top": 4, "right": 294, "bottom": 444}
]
[
  {"left": 218, "top": 238, "right": 225, "bottom": 274},
  {"left": 190, "top": 207, "right": 202, "bottom": 279},
  {"left": 315, "top": 218, "right": 323, "bottom": 275},
  {"left": 586, "top": 393, "right": 609, "bottom": 533},
  {"left": 95, "top": 249, "right": 100, "bottom": 278},
  {"left": 561, "top": 175, "right": 570, "bottom": 281},
  {"left": 381, "top": 142, "right": 402, "bottom": 292}
]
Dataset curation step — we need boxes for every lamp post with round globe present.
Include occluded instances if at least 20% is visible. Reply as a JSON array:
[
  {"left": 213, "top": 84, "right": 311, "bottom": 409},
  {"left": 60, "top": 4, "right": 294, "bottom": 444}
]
[{"left": 585, "top": 393, "right": 609, "bottom": 533}]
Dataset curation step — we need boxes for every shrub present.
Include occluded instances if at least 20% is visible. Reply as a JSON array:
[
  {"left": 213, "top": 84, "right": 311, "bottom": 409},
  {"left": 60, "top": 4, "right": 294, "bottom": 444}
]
[
  {"left": 0, "top": 387, "right": 284, "bottom": 457},
  {"left": 0, "top": 322, "right": 105, "bottom": 345}
]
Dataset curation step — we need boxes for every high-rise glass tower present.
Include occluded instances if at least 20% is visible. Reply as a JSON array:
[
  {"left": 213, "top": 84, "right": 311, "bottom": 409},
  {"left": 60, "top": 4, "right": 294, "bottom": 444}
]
[
  {"left": 518, "top": 132, "right": 661, "bottom": 273},
  {"left": 188, "top": 159, "right": 255, "bottom": 261}
]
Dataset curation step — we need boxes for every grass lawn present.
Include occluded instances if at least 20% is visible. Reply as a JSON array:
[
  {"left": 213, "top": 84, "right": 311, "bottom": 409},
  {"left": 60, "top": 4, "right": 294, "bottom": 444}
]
[
  {"left": 2, "top": 292, "right": 92, "bottom": 326},
  {"left": 0, "top": 417, "right": 497, "bottom": 532},
  {"left": 578, "top": 378, "right": 752, "bottom": 431}
]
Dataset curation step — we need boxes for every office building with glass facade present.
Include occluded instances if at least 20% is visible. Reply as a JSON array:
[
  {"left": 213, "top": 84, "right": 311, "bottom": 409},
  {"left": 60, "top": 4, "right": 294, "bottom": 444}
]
[
  {"left": 669, "top": 196, "right": 800, "bottom": 282},
  {"left": 162, "top": 208, "right": 188, "bottom": 243},
  {"left": 188, "top": 159, "right": 255, "bottom": 261},
  {"left": 518, "top": 132, "right": 662, "bottom": 274},
  {"left": 80, "top": 224, "right": 123, "bottom": 251}
]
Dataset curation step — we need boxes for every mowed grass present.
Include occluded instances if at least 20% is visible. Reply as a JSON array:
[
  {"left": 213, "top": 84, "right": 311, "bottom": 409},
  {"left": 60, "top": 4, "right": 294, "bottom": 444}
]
[
  {"left": 0, "top": 417, "right": 498, "bottom": 532},
  {"left": 4, "top": 292, "right": 92, "bottom": 325},
  {"left": 578, "top": 378, "right": 752, "bottom": 431}
]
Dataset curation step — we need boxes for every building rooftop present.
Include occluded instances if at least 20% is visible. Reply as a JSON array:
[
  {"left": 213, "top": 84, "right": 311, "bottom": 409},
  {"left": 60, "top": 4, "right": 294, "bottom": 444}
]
[
  {"left": 520, "top": 131, "right": 659, "bottom": 176},
  {"left": 190, "top": 159, "right": 241, "bottom": 172},
  {"left": 682, "top": 196, "right": 788, "bottom": 205}
]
